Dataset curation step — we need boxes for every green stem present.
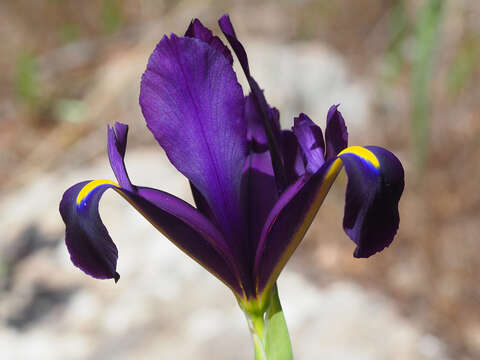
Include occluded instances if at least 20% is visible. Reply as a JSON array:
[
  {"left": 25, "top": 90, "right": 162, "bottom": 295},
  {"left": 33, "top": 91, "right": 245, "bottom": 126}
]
[
  {"left": 244, "top": 284, "right": 293, "bottom": 360},
  {"left": 248, "top": 313, "right": 267, "bottom": 360}
]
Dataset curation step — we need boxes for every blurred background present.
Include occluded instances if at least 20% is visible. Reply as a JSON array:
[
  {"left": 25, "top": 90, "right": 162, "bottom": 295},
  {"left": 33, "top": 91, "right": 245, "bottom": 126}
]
[{"left": 0, "top": 0, "right": 479, "bottom": 359}]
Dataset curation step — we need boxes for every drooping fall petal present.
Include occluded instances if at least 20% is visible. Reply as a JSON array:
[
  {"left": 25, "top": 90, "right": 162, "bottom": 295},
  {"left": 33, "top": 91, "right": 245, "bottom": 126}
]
[
  {"left": 60, "top": 122, "right": 245, "bottom": 295},
  {"left": 255, "top": 143, "right": 404, "bottom": 295},
  {"left": 59, "top": 181, "right": 243, "bottom": 294},
  {"left": 338, "top": 146, "right": 404, "bottom": 258}
]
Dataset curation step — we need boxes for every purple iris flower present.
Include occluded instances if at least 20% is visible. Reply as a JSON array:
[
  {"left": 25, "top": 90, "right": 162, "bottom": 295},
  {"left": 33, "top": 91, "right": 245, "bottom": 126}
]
[{"left": 60, "top": 15, "right": 404, "bottom": 305}]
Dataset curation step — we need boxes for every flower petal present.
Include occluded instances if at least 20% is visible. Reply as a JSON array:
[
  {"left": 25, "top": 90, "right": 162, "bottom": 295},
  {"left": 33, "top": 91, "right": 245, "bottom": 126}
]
[
  {"left": 338, "top": 146, "right": 404, "bottom": 258},
  {"left": 107, "top": 122, "right": 133, "bottom": 191},
  {"left": 219, "top": 14, "right": 287, "bottom": 191},
  {"left": 324, "top": 104, "right": 348, "bottom": 159},
  {"left": 59, "top": 180, "right": 244, "bottom": 295},
  {"left": 245, "top": 93, "right": 281, "bottom": 153},
  {"left": 218, "top": 14, "right": 250, "bottom": 77},
  {"left": 254, "top": 160, "right": 338, "bottom": 294},
  {"left": 60, "top": 180, "right": 120, "bottom": 282},
  {"left": 140, "top": 34, "right": 246, "bottom": 246},
  {"left": 255, "top": 145, "right": 404, "bottom": 294},
  {"left": 242, "top": 151, "right": 278, "bottom": 255},
  {"left": 293, "top": 113, "right": 325, "bottom": 174},
  {"left": 185, "top": 18, "right": 233, "bottom": 64},
  {"left": 281, "top": 130, "right": 305, "bottom": 183}
]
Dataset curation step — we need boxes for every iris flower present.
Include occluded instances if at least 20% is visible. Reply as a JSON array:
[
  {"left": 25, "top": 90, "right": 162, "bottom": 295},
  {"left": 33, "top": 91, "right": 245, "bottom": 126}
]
[{"left": 60, "top": 15, "right": 404, "bottom": 359}]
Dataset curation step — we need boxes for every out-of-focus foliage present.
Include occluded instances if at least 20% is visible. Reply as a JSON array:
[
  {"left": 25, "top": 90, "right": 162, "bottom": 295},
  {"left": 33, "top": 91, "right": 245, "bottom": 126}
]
[
  {"left": 410, "top": 0, "right": 445, "bottom": 171},
  {"left": 384, "top": 0, "right": 409, "bottom": 82},
  {"left": 447, "top": 37, "right": 479, "bottom": 95},
  {"left": 14, "top": 52, "right": 39, "bottom": 108},
  {"left": 101, "top": 0, "right": 124, "bottom": 34}
]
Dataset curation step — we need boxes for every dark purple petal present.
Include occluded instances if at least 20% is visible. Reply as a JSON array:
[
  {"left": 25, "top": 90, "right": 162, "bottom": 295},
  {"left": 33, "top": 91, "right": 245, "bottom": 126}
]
[
  {"left": 245, "top": 93, "right": 281, "bottom": 153},
  {"left": 242, "top": 151, "right": 278, "bottom": 256},
  {"left": 254, "top": 159, "right": 340, "bottom": 294},
  {"left": 108, "top": 122, "right": 133, "bottom": 191},
  {"left": 185, "top": 18, "right": 233, "bottom": 64},
  {"left": 189, "top": 181, "right": 216, "bottom": 223},
  {"left": 59, "top": 180, "right": 244, "bottom": 295},
  {"left": 325, "top": 105, "right": 348, "bottom": 160},
  {"left": 293, "top": 113, "right": 325, "bottom": 174},
  {"left": 219, "top": 15, "right": 287, "bottom": 192},
  {"left": 281, "top": 130, "right": 305, "bottom": 184},
  {"left": 339, "top": 146, "right": 404, "bottom": 258},
  {"left": 218, "top": 15, "right": 250, "bottom": 77},
  {"left": 60, "top": 180, "right": 120, "bottom": 282},
  {"left": 140, "top": 35, "right": 247, "bottom": 249}
]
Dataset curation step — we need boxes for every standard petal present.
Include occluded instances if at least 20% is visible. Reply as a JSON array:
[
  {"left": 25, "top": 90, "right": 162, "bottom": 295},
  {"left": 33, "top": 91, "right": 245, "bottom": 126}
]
[
  {"left": 59, "top": 180, "right": 244, "bottom": 295},
  {"left": 324, "top": 105, "right": 348, "bottom": 160},
  {"left": 245, "top": 93, "right": 281, "bottom": 153},
  {"left": 281, "top": 130, "right": 305, "bottom": 184},
  {"left": 242, "top": 151, "right": 278, "bottom": 256},
  {"left": 140, "top": 34, "right": 246, "bottom": 246},
  {"left": 219, "top": 15, "right": 287, "bottom": 191},
  {"left": 292, "top": 113, "right": 325, "bottom": 174},
  {"left": 107, "top": 122, "right": 133, "bottom": 191},
  {"left": 242, "top": 92, "right": 280, "bottom": 288},
  {"left": 218, "top": 14, "right": 250, "bottom": 77},
  {"left": 338, "top": 146, "right": 404, "bottom": 258},
  {"left": 185, "top": 18, "right": 233, "bottom": 64}
]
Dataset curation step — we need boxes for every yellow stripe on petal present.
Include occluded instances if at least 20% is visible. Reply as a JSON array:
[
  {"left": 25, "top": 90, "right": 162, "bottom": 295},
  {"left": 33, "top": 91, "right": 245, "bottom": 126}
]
[
  {"left": 338, "top": 146, "right": 380, "bottom": 169},
  {"left": 76, "top": 179, "right": 119, "bottom": 206}
]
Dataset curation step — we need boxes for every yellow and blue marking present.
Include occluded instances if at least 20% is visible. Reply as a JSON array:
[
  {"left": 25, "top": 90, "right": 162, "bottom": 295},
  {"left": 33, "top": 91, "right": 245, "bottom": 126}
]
[
  {"left": 338, "top": 146, "right": 380, "bottom": 169},
  {"left": 76, "top": 179, "right": 118, "bottom": 208},
  {"left": 337, "top": 146, "right": 380, "bottom": 174}
]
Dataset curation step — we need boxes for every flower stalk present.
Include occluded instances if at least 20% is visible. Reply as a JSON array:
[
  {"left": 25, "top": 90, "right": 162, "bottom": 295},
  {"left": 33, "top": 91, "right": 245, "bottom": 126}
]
[{"left": 244, "top": 284, "right": 293, "bottom": 360}]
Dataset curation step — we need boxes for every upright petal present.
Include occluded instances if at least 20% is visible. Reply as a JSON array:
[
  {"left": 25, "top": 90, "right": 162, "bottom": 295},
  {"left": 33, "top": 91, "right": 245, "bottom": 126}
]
[
  {"left": 245, "top": 93, "right": 281, "bottom": 153},
  {"left": 293, "top": 113, "right": 325, "bottom": 174},
  {"left": 108, "top": 122, "right": 133, "bottom": 191},
  {"left": 185, "top": 18, "right": 233, "bottom": 64},
  {"left": 242, "top": 92, "right": 279, "bottom": 281},
  {"left": 324, "top": 105, "right": 348, "bottom": 160},
  {"left": 60, "top": 180, "right": 244, "bottom": 295},
  {"left": 140, "top": 35, "right": 246, "bottom": 247},
  {"left": 281, "top": 130, "right": 305, "bottom": 184},
  {"left": 242, "top": 151, "right": 278, "bottom": 256},
  {"left": 219, "top": 15, "right": 287, "bottom": 192},
  {"left": 218, "top": 15, "right": 250, "bottom": 77}
]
